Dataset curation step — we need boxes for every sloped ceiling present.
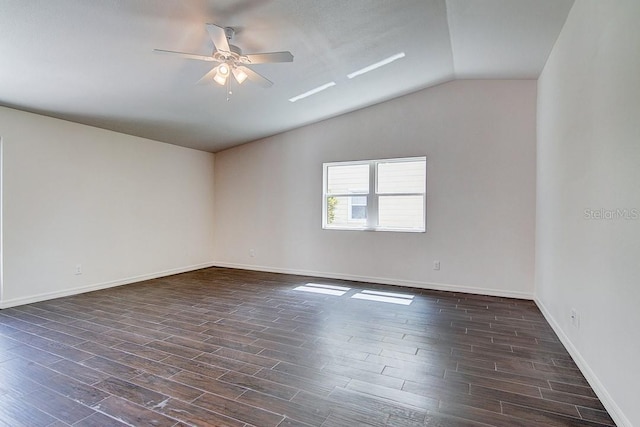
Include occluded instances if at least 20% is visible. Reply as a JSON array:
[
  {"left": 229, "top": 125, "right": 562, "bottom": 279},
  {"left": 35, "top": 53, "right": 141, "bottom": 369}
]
[{"left": 0, "top": 0, "right": 573, "bottom": 152}]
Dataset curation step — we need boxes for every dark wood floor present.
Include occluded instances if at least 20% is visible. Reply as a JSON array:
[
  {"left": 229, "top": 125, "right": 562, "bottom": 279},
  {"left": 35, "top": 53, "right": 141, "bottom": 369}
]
[{"left": 0, "top": 267, "right": 615, "bottom": 426}]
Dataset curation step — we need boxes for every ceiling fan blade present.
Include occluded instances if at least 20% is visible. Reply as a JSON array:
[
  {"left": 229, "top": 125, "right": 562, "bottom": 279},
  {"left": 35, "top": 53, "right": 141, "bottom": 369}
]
[
  {"left": 206, "top": 23, "right": 230, "bottom": 53},
  {"left": 196, "top": 67, "right": 219, "bottom": 85},
  {"left": 245, "top": 51, "right": 294, "bottom": 64},
  {"left": 239, "top": 66, "right": 273, "bottom": 88},
  {"left": 153, "top": 49, "right": 216, "bottom": 62}
]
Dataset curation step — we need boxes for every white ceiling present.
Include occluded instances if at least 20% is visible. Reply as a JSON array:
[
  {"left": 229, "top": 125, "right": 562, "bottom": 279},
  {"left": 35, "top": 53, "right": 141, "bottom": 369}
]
[{"left": 0, "top": 0, "right": 573, "bottom": 152}]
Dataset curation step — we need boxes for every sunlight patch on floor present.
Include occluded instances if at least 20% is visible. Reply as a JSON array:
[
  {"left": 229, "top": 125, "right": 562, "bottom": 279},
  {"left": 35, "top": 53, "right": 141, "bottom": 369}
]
[
  {"left": 352, "top": 290, "right": 414, "bottom": 305},
  {"left": 293, "top": 283, "right": 351, "bottom": 296}
]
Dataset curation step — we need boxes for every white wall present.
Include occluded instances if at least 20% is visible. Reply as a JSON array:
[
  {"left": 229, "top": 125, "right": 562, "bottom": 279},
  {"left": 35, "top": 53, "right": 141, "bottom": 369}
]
[
  {"left": 0, "top": 106, "right": 216, "bottom": 307},
  {"left": 536, "top": 1, "right": 640, "bottom": 426},
  {"left": 213, "top": 80, "right": 537, "bottom": 298}
]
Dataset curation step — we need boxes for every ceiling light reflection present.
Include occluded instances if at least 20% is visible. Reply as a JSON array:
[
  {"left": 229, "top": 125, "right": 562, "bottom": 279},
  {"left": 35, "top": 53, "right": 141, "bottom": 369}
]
[
  {"left": 347, "top": 52, "right": 406, "bottom": 79},
  {"left": 289, "top": 82, "right": 336, "bottom": 102}
]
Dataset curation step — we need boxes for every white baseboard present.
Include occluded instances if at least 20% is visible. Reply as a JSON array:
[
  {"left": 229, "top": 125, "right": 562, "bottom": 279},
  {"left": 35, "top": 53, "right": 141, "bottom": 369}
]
[
  {"left": 0, "top": 262, "right": 216, "bottom": 309},
  {"left": 535, "top": 297, "right": 631, "bottom": 427},
  {"left": 212, "top": 261, "right": 533, "bottom": 300}
]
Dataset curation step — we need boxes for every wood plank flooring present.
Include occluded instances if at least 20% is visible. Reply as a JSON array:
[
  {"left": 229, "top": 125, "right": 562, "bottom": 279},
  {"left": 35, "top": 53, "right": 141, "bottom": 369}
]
[{"left": 0, "top": 267, "right": 615, "bottom": 426}]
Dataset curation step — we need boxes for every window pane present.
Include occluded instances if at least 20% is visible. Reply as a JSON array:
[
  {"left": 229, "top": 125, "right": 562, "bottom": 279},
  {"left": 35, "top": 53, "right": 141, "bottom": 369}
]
[
  {"left": 327, "top": 164, "right": 369, "bottom": 194},
  {"left": 326, "top": 196, "right": 366, "bottom": 227},
  {"left": 378, "top": 195, "right": 424, "bottom": 229},
  {"left": 377, "top": 160, "right": 425, "bottom": 194}
]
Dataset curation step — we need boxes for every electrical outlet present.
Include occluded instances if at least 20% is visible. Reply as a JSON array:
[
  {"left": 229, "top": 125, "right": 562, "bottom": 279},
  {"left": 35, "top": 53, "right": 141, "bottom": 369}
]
[
  {"left": 249, "top": 249, "right": 255, "bottom": 258},
  {"left": 434, "top": 260, "right": 440, "bottom": 270},
  {"left": 75, "top": 264, "right": 82, "bottom": 275}
]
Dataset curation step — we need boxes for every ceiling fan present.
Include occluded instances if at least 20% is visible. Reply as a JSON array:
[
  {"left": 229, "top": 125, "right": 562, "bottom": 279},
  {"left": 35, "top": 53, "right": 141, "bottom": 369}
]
[{"left": 155, "top": 24, "right": 293, "bottom": 91}]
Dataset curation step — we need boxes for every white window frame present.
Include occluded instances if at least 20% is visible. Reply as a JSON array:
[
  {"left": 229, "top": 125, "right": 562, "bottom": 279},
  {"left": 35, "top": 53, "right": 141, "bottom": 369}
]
[{"left": 322, "top": 156, "right": 426, "bottom": 232}]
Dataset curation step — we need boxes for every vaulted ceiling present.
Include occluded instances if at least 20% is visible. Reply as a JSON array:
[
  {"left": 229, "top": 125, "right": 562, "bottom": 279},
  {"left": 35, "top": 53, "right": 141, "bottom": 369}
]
[{"left": 0, "top": 0, "right": 573, "bottom": 152}]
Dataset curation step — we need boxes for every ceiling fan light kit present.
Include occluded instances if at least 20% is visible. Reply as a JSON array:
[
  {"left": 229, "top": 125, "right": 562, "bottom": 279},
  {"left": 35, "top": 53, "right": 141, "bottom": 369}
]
[
  {"left": 213, "top": 63, "right": 230, "bottom": 85},
  {"left": 155, "top": 23, "right": 293, "bottom": 95},
  {"left": 232, "top": 67, "right": 248, "bottom": 84}
]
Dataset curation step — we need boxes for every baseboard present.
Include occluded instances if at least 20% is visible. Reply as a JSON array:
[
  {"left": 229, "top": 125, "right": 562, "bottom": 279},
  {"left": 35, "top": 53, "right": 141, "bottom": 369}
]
[
  {"left": 212, "top": 261, "right": 533, "bottom": 300},
  {"left": 0, "top": 262, "right": 216, "bottom": 309},
  {"left": 535, "top": 297, "right": 631, "bottom": 427}
]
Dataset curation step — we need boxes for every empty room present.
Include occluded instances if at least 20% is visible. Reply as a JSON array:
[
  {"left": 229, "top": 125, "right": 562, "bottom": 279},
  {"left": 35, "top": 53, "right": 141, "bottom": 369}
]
[{"left": 0, "top": 0, "right": 638, "bottom": 426}]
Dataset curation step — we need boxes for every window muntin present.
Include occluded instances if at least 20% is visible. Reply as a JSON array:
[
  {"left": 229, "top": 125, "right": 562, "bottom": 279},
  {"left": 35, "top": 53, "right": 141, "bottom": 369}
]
[{"left": 323, "top": 157, "right": 426, "bottom": 232}]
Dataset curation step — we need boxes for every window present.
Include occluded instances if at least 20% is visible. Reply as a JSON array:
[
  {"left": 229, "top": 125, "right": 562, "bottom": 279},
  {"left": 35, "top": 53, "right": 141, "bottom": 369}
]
[{"left": 323, "top": 157, "right": 426, "bottom": 232}]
